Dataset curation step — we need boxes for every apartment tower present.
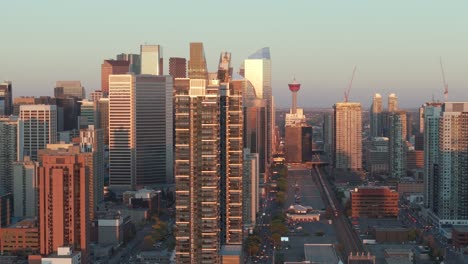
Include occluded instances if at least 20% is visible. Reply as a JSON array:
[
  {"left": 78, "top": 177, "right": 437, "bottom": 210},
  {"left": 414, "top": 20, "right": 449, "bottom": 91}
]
[{"left": 333, "top": 102, "right": 362, "bottom": 169}]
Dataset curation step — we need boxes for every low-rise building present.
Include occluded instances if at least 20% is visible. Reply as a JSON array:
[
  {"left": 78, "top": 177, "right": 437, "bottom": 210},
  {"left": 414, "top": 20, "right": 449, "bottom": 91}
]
[
  {"left": 452, "top": 226, "right": 468, "bottom": 248},
  {"left": 41, "top": 246, "right": 82, "bottom": 264},
  {"left": 96, "top": 211, "right": 131, "bottom": 246},
  {"left": 0, "top": 218, "right": 39, "bottom": 254},
  {"left": 351, "top": 187, "right": 399, "bottom": 218}
]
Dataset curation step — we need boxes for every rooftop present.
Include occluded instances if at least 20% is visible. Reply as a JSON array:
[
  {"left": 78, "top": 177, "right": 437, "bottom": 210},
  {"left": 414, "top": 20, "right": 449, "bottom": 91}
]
[{"left": 304, "top": 244, "right": 341, "bottom": 264}]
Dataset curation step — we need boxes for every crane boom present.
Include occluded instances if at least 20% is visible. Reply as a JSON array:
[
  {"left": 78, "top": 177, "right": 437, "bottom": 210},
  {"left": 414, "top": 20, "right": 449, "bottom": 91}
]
[
  {"left": 440, "top": 57, "right": 448, "bottom": 101},
  {"left": 344, "top": 66, "right": 357, "bottom": 102}
]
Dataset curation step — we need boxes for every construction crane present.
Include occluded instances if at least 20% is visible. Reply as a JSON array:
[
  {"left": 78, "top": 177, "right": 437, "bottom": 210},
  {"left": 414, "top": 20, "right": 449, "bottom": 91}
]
[
  {"left": 344, "top": 66, "right": 357, "bottom": 102},
  {"left": 440, "top": 57, "right": 449, "bottom": 101}
]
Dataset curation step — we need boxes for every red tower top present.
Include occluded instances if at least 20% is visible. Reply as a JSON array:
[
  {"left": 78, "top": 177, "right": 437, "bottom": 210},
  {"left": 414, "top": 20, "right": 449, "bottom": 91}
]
[{"left": 288, "top": 78, "right": 301, "bottom": 92}]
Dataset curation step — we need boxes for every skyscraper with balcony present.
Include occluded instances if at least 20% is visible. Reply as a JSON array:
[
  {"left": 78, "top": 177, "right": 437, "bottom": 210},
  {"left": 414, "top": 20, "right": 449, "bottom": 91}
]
[
  {"left": 19, "top": 105, "right": 57, "bottom": 161},
  {"left": 333, "top": 102, "right": 362, "bottom": 169},
  {"left": 101, "top": 60, "right": 130, "bottom": 95},
  {"left": 0, "top": 81, "right": 13, "bottom": 116},
  {"left": 38, "top": 150, "right": 89, "bottom": 264},
  {"left": 140, "top": 45, "right": 163, "bottom": 75},
  {"left": 0, "top": 116, "right": 23, "bottom": 194},
  {"left": 370, "top": 93, "right": 383, "bottom": 137},
  {"left": 244, "top": 47, "right": 273, "bottom": 166},
  {"left": 389, "top": 111, "right": 407, "bottom": 178},
  {"left": 169, "top": 57, "right": 187, "bottom": 78}
]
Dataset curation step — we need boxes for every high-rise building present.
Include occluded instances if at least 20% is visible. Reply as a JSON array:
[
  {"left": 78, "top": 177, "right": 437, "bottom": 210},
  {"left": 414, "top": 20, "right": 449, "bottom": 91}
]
[
  {"left": 56, "top": 97, "right": 80, "bottom": 131},
  {"left": 370, "top": 93, "right": 383, "bottom": 137},
  {"left": 98, "top": 98, "right": 109, "bottom": 145},
  {"left": 116, "top": 53, "right": 141, "bottom": 74},
  {"left": 323, "top": 112, "right": 334, "bottom": 162},
  {"left": 432, "top": 102, "right": 468, "bottom": 225},
  {"left": 19, "top": 105, "right": 57, "bottom": 161},
  {"left": 80, "top": 126, "right": 105, "bottom": 220},
  {"left": 13, "top": 97, "right": 37, "bottom": 116},
  {"left": 78, "top": 100, "right": 97, "bottom": 129},
  {"left": 134, "top": 75, "right": 173, "bottom": 185},
  {"left": 244, "top": 47, "right": 273, "bottom": 167},
  {"left": 423, "top": 102, "right": 442, "bottom": 211},
  {"left": 101, "top": 60, "right": 130, "bottom": 95},
  {"left": 388, "top": 93, "right": 398, "bottom": 112},
  {"left": 217, "top": 52, "right": 233, "bottom": 82},
  {"left": 13, "top": 157, "right": 39, "bottom": 218},
  {"left": 0, "top": 193, "right": 13, "bottom": 227},
  {"left": 389, "top": 111, "right": 407, "bottom": 178},
  {"left": 140, "top": 45, "right": 163, "bottom": 75},
  {"left": 38, "top": 150, "right": 89, "bottom": 263},
  {"left": 243, "top": 149, "right": 259, "bottom": 229},
  {"left": 54, "top": 81, "right": 85, "bottom": 100},
  {"left": 0, "top": 116, "right": 23, "bottom": 194},
  {"left": 90, "top": 90, "right": 103, "bottom": 102},
  {"left": 108, "top": 75, "right": 135, "bottom": 189},
  {"left": 364, "top": 137, "right": 389, "bottom": 176},
  {"left": 219, "top": 82, "right": 243, "bottom": 246},
  {"left": 169, "top": 57, "right": 187, "bottom": 78},
  {"left": 174, "top": 78, "right": 221, "bottom": 263},
  {"left": 333, "top": 102, "right": 362, "bottom": 169},
  {"left": 0, "top": 81, "right": 13, "bottom": 116},
  {"left": 188, "top": 42, "right": 208, "bottom": 80}
]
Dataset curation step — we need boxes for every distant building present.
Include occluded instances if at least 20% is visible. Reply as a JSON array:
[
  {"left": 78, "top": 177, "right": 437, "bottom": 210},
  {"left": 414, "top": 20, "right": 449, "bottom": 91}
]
[
  {"left": 116, "top": 53, "right": 140, "bottom": 74},
  {"left": 101, "top": 60, "right": 130, "bottom": 95},
  {"left": 13, "top": 157, "right": 39, "bottom": 218},
  {"left": 0, "top": 81, "right": 13, "bottom": 116},
  {"left": 388, "top": 93, "right": 398, "bottom": 112},
  {"left": 0, "top": 116, "right": 23, "bottom": 194},
  {"left": 97, "top": 98, "right": 109, "bottom": 145},
  {"left": 89, "top": 90, "right": 103, "bottom": 102},
  {"left": 389, "top": 111, "right": 407, "bottom": 178},
  {"left": 351, "top": 187, "right": 399, "bottom": 218},
  {"left": 333, "top": 102, "right": 362, "bottom": 169},
  {"left": 169, "top": 57, "right": 186, "bottom": 78},
  {"left": 370, "top": 93, "right": 383, "bottom": 137},
  {"left": 140, "top": 44, "right": 163, "bottom": 75},
  {"left": 285, "top": 126, "right": 312, "bottom": 163},
  {"left": 323, "top": 113, "right": 333, "bottom": 162},
  {"left": 364, "top": 137, "right": 389, "bottom": 176},
  {"left": 54, "top": 81, "right": 85, "bottom": 100},
  {"left": 19, "top": 104, "right": 57, "bottom": 161},
  {"left": 0, "top": 193, "right": 13, "bottom": 227},
  {"left": 78, "top": 100, "right": 97, "bottom": 129},
  {"left": 243, "top": 149, "right": 259, "bottom": 228}
]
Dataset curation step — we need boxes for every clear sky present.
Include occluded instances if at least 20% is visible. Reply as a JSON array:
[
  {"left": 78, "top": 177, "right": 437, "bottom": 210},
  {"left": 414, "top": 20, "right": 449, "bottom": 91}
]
[{"left": 1, "top": 1, "right": 468, "bottom": 108}]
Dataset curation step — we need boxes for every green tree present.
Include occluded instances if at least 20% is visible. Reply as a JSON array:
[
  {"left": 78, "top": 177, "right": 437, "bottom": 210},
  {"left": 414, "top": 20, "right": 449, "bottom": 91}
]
[
  {"left": 271, "top": 233, "right": 281, "bottom": 247},
  {"left": 245, "top": 235, "right": 261, "bottom": 256},
  {"left": 276, "top": 191, "right": 286, "bottom": 206}
]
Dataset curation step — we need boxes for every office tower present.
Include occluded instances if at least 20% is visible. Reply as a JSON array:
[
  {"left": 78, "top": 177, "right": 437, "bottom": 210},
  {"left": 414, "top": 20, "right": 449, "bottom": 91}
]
[
  {"left": 19, "top": 105, "right": 57, "bottom": 161},
  {"left": 244, "top": 47, "right": 273, "bottom": 166},
  {"left": 38, "top": 150, "right": 89, "bottom": 263},
  {"left": 13, "top": 157, "right": 38, "bottom": 218},
  {"left": 0, "top": 193, "right": 13, "bottom": 227},
  {"left": 370, "top": 93, "right": 383, "bottom": 137},
  {"left": 101, "top": 60, "right": 130, "bottom": 95},
  {"left": 174, "top": 78, "right": 221, "bottom": 263},
  {"left": 432, "top": 102, "right": 468, "bottom": 223},
  {"left": 90, "top": 90, "right": 103, "bottom": 102},
  {"left": 78, "top": 100, "right": 97, "bottom": 129},
  {"left": 389, "top": 111, "right": 407, "bottom": 178},
  {"left": 219, "top": 82, "right": 243, "bottom": 246},
  {"left": 116, "top": 53, "right": 141, "bottom": 74},
  {"left": 169, "top": 57, "right": 187, "bottom": 78},
  {"left": 419, "top": 105, "right": 425, "bottom": 134},
  {"left": 0, "top": 116, "right": 23, "bottom": 194},
  {"left": 388, "top": 93, "right": 398, "bottom": 112},
  {"left": 243, "top": 149, "right": 259, "bottom": 228},
  {"left": 423, "top": 102, "right": 442, "bottom": 210},
  {"left": 217, "top": 52, "right": 233, "bottom": 82},
  {"left": 54, "top": 81, "right": 85, "bottom": 100},
  {"left": 108, "top": 74, "right": 135, "bottom": 190},
  {"left": 80, "top": 126, "right": 104, "bottom": 219},
  {"left": 188, "top": 42, "right": 208, "bottom": 80},
  {"left": 285, "top": 126, "right": 313, "bottom": 163},
  {"left": 98, "top": 98, "right": 109, "bottom": 145},
  {"left": 333, "top": 102, "right": 362, "bottom": 169},
  {"left": 323, "top": 113, "right": 334, "bottom": 162},
  {"left": 13, "top": 96, "right": 37, "bottom": 116},
  {"left": 56, "top": 97, "right": 80, "bottom": 131},
  {"left": 135, "top": 75, "right": 173, "bottom": 185},
  {"left": 0, "top": 81, "right": 13, "bottom": 116},
  {"left": 140, "top": 45, "right": 163, "bottom": 75}
]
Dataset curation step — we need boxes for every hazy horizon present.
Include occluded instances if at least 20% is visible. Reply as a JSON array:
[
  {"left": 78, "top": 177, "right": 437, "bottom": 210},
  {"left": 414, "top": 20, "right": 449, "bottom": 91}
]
[{"left": 2, "top": 1, "right": 468, "bottom": 108}]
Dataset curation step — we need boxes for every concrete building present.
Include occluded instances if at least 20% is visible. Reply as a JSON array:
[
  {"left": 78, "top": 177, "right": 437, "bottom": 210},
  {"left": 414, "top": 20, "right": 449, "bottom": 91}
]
[
  {"left": 389, "top": 111, "right": 407, "bottom": 178},
  {"left": 365, "top": 137, "right": 389, "bottom": 177},
  {"left": 78, "top": 100, "right": 97, "bottom": 129},
  {"left": 96, "top": 211, "right": 129, "bottom": 246},
  {"left": 54, "top": 81, "right": 85, "bottom": 100},
  {"left": 0, "top": 218, "right": 39, "bottom": 254},
  {"left": 243, "top": 149, "right": 259, "bottom": 229},
  {"left": 38, "top": 151, "right": 89, "bottom": 263},
  {"left": 19, "top": 104, "right": 57, "bottom": 161},
  {"left": 89, "top": 90, "right": 103, "bottom": 102},
  {"left": 101, "top": 60, "right": 130, "bottom": 95},
  {"left": 169, "top": 57, "right": 187, "bottom": 78},
  {"left": 0, "top": 81, "right": 13, "bottom": 116},
  {"left": 0, "top": 193, "right": 13, "bottom": 227},
  {"left": 351, "top": 187, "right": 399, "bottom": 218},
  {"left": 13, "top": 157, "right": 39, "bottom": 218},
  {"left": 140, "top": 44, "right": 163, "bottom": 75},
  {"left": 116, "top": 53, "right": 140, "bottom": 74},
  {"left": 285, "top": 126, "right": 312, "bottom": 163},
  {"left": 333, "top": 102, "right": 362, "bottom": 169},
  {"left": 370, "top": 93, "right": 383, "bottom": 137},
  {"left": 0, "top": 116, "right": 23, "bottom": 194},
  {"left": 97, "top": 98, "right": 109, "bottom": 145},
  {"left": 41, "top": 246, "right": 82, "bottom": 264}
]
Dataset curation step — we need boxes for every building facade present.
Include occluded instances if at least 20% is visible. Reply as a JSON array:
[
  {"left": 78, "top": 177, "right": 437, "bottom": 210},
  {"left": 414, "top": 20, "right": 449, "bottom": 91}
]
[
  {"left": 333, "top": 102, "right": 362, "bottom": 169},
  {"left": 351, "top": 187, "right": 399, "bottom": 218},
  {"left": 370, "top": 93, "right": 383, "bottom": 137},
  {"left": 54, "top": 81, "right": 85, "bottom": 100},
  {"left": 13, "top": 158, "right": 39, "bottom": 218},
  {"left": 389, "top": 111, "right": 407, "bottom": 178},
  {"left": 101, "top": 60, "right": 130, "bottom": 95},
  {"left": 0, "top": 117, "right": 23, "bottom": 194},
  {"left": 169, "top": 57, "right": 187, "bottom": 78},
  {"left": 0, "top": 81, "right": 13, "bottom": 116},
  {"left": 140, "top": 45, "right": 163, "bottom": 75}
]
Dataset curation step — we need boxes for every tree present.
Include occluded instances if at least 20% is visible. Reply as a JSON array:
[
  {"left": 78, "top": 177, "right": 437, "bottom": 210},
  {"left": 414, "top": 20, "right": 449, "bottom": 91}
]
[
  {"left": 245, "top": 235, "right": 261, "bottom": 256},
  {"left": 276, "top": 191, "right": 286, "bottom": 206},
  {"left": 271, "top": 233, "right": 281, "bottom": 247}
]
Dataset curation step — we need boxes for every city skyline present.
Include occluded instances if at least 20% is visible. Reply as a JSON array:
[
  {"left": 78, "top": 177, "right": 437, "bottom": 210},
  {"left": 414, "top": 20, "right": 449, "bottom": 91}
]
[{"left": 2, "top": 1, "right": 468, "bottom": 108}]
